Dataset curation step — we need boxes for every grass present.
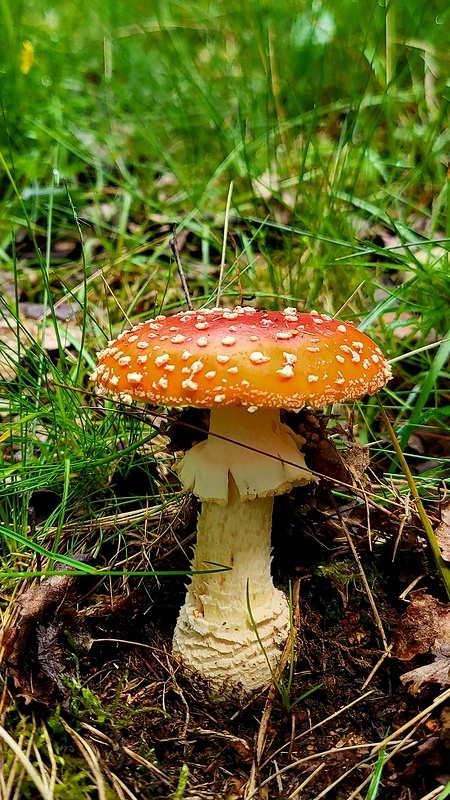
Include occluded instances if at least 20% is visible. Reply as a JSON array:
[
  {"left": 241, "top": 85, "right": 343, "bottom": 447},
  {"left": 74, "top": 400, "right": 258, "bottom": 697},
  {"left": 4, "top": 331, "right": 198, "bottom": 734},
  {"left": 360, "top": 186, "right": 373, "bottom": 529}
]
[{"left": 1, "top": 0, "right": 450, "bottom": 796}]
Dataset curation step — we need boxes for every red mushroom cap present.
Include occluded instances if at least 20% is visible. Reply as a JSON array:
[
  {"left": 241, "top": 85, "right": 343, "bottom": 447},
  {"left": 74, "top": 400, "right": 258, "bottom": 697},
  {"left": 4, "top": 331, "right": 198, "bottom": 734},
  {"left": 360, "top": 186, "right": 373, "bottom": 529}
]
[{"left": 92, "top": 306, "right": 392, "bottom": 409}]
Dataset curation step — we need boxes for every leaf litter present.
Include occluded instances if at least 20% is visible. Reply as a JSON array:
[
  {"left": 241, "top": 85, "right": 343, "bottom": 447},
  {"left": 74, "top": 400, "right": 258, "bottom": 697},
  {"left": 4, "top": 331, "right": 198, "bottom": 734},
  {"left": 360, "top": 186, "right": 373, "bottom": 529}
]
[
  {"left": 3, "top": 238, "right": 450, "bottom": 800},
  {"left": 2, "top": 340, "right": 450, "bottom": 796},
  {"left": 392, "top": 504, "right": 450, "bottom": 696}
]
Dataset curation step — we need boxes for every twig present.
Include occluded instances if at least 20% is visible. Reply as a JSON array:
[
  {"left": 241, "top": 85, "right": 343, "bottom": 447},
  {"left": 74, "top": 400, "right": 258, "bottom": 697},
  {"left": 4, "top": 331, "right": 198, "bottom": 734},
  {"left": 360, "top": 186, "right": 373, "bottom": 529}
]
[
  {"left": 80, "top": 721, "right": 172, "bottom": 787},
  {"left": 333, "top": 282, "right": 365, "bottom": 319},
  {"left": 328, "top": 489, "right": 389, "bottom": 652},
  {"left": 169, "top": 228, "right": 193, "bottom": 310},
  {"left": 362, "top": 645, "right": 393, "bottom": 688},
  {"left": 288, "top": 763, "right": 325, "bottom": 797},
  {"left": 269, "top": 690, "right": 375, "bottom": 759}
]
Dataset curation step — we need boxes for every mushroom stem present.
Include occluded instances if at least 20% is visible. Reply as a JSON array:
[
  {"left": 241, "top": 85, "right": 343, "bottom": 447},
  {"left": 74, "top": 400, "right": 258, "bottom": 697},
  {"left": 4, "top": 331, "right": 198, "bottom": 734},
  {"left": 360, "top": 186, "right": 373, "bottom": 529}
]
[{"left": 173, "top": 406, "right": 313, "bottom": 696}]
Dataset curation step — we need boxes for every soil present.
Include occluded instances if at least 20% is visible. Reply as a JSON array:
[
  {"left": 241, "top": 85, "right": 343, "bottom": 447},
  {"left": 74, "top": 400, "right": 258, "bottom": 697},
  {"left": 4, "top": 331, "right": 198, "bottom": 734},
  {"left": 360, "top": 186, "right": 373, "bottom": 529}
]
[{"left": 3, "top": 408, "right": 450, "bottom": 799}]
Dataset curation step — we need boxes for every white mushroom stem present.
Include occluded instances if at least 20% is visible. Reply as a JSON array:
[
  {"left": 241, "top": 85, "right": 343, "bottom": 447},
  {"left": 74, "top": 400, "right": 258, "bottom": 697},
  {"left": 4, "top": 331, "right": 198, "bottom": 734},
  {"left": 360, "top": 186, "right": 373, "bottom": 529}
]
[{"left": 173, "top": 406, "right": 313, "bottom": 696}]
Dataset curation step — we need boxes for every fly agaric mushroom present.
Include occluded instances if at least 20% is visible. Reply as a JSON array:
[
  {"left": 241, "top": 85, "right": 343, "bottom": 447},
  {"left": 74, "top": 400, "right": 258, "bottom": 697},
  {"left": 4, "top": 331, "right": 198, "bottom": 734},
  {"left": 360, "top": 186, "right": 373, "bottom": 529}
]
[{"left": 92, "top": 306, "right": 391, "bottom": 696}]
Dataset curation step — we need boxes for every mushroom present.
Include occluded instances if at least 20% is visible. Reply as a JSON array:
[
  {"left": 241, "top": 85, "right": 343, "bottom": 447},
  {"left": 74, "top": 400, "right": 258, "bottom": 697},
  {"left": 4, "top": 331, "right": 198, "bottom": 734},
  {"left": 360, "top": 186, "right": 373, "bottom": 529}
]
[{"left": 92, "top": 306, "right": 391, "bottom": 696}]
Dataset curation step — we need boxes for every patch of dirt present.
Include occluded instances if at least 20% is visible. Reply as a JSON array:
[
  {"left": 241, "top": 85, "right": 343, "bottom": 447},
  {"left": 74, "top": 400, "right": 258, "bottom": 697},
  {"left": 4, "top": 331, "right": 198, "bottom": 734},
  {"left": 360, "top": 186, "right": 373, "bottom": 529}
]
[{"left": 2, "top": 410, "right": 450, "bottom": 798}]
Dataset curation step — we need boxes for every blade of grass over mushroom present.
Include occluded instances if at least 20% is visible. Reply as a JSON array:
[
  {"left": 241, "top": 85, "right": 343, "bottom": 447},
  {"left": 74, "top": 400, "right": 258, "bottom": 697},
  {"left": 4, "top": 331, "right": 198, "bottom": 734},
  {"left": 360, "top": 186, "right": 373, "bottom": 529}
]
[{"left": 377, "top": 400, "right": 450, "bottom": 600}]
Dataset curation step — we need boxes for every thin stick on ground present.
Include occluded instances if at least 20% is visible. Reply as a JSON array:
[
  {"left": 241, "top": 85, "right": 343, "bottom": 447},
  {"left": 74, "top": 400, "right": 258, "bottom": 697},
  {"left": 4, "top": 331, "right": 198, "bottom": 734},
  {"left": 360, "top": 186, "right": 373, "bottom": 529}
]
[
  {"left": 261, "top": 689, "right": 375, "bottom": 769},
  {"left": 81, "top": 722, "right": 173, "bottom": 787},
  {"left": 328, "top": 488, "right": 389, "bottom": 653}
]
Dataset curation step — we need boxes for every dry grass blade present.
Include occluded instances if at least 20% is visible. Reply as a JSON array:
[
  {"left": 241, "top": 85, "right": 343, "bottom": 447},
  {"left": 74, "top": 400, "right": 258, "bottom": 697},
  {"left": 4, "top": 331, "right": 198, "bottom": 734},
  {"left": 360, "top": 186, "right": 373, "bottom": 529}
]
[
  {"left": 362, "top": 645, "right": 393, "bottom": 688},
  {"left": 41, "top": 722, "right": 57, "bottom": 798},
  {"left": 288, "top": 763, "right": 325, "bottom": 797},
  {"left": 297, "top": 690, "right": 375, "bottom": 742},
  {"left": 344, "top": 723, "right": 422, "bottom": 800},
  {"left": 216, "top": 179, "right": 234, "bottom": 306},
  {"left": 80, "top": 721, "right": 173, "bottom": 787},
  {"left": 419, "top": 788, "right": 447, "bottom": 800},
  {"left": 170, "top": 229, "right": 194, "bottom": 310},
  {"left": 259, "top": 689, "right": 374, "bottom": 770},
  {"left": 60, "top": 718, "right": 107, "bottom": 800},
  {"left": 1, "top": 733, "right": 25, "bottom": 800},
  {"left": 245, "top": 742, "right": 401, "bottom": 799},
  {"left": 378, "top": 401, "right": 450, "bottom": 599},
  {"left": 243, "top": 578, "right": 302, "bottom": 799},
  {"left": 0, "top": 724, "right": 52, "bottom": 800},
  {"left": 250, "top": 687, "right": 450, "bottom": 798},
  {"left": 108, "top": 770, "right": 140, "bottom": 800},
  {"left": 369, "top": 686, "right": 450, "bottom": 756},
  {"left": 39, "top": 497, "right": 183, "bottom": 537},
  {"left": 328, "top": 489, "right": 389, "bottom": 652}
]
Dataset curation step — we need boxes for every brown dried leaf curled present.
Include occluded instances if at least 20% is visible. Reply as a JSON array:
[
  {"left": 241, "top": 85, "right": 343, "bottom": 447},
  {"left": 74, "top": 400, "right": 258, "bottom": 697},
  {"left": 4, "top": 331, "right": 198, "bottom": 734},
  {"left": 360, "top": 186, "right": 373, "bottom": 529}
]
[
  {"left": 435, "top": 501, "right": 450, "bottom": 562},
  {"left": 392, "top": 589, "right": 450, "bottom": 694},
  {"left": 391, "top": 589, "right": 450, "bottom": 661},
  {"left": 3, "top": 555, "right": 94, "bottom": 706}
]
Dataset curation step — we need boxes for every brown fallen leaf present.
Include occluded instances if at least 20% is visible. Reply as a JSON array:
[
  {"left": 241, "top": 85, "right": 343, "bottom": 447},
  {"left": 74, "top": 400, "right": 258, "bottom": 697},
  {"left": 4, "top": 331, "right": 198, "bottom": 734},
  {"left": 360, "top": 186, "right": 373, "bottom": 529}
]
[
  {"left": 401, "top": 649, "right": 450, "bottom": 695},
  {"left": 391, "top": 589, "right": 449, "bottom": 661},
  {"left": 436, "top": 501, "right": 450, "bottom": 562},
  {"left": 439, "top": 706, "right": 450, "bottom": 748},
  {"left": 392, "top": 589, "right": 450, "bottom": 694},
  {"left": 5, "top": 563, "right": 88, "bottom": 667},
  {"left": 340, "top": 442, "right": 371, "bottom": 482},
  {"left": 3, "top": 555, "right": 94, "bottom": 707},
  {"left": 286, "top": 410, "right": 352, "bottom": 484},
  {"left": 391, "top": 735, "right": 443, "bottom": 780},
  {"left": 36, "top": 621, "right": 76, "bottom": 700}
]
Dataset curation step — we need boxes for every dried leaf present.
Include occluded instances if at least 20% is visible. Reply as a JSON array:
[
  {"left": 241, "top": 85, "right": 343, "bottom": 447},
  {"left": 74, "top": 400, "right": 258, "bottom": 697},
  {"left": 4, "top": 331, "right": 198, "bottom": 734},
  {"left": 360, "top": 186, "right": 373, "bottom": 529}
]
[
  {"left": 5, "top": 573, "right": 78, "bottom": 667},
  {"left": 400, "top": 648, "right": 450, "bottom": 695},
  {"left": 340, "top": 443, "right": 370, "bottom": 481},
  {"left": 392, "top": 590, "right": 450, "bottom": 694},
  {"left": 392, "top": 736, "right": 443, "bottom": 780},
  {"left": 36, "top": 621, "right": 75, "bottom": 698},
  {"left": 391, "top": 589, "right": 450, "bottom": 661},
  {"left": 286, "top": 410, "right": 351, "bottom": 483},
  {"left": 436, "top": 501, "right": 450, "bottom": 562},
  {"left": 4, "top": 555, "right": 94, "bottom": 706}
]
